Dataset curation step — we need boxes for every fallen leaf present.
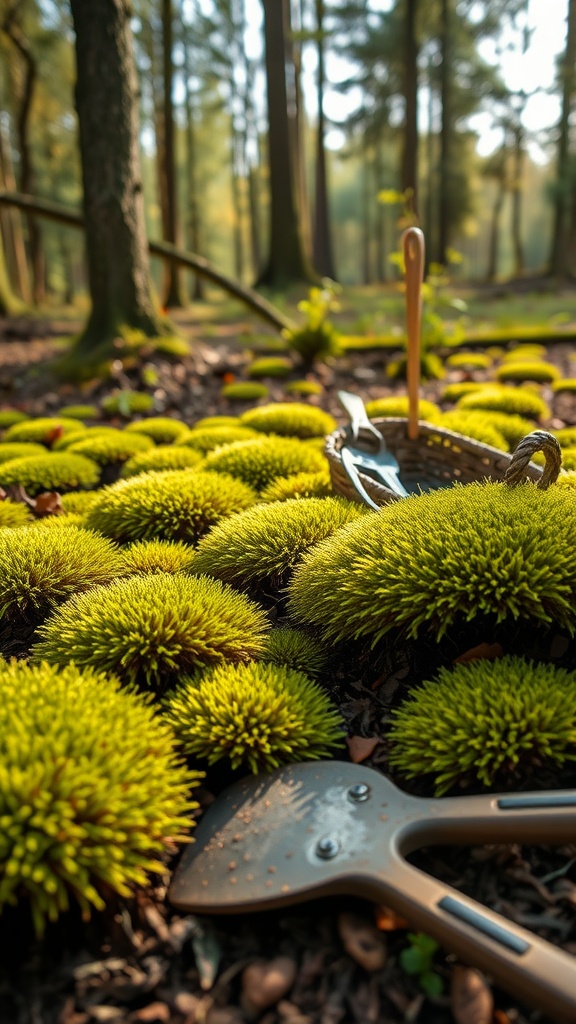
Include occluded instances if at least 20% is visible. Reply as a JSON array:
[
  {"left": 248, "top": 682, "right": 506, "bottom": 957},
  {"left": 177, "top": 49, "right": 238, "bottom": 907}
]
[
  {"left": 454, "top": 642, "right": 503, "bottom": 665},
  {"left": 346, "top": 735, "right": 379, "bottom": 763},
  {"left": 33, "top": 491, "right": 64, "bottom": 517},
  {"left": 338, "top": 912, "right": 387, "bottom": 971},
  {"left": 451, "top": 965, "right": 493, "bottom": 1024},
  {"left": 45, "top": 425, "right": 64, "bottom": 445},
  {"left": 240, "top": 956, "right": 297, "bottom": 1016},
  {"left": 375, "top": 905, "right": 410, "bottom": 931}
]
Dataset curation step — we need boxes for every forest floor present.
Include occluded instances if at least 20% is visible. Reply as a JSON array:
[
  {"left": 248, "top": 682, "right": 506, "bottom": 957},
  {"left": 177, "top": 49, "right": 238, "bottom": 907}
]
[{"left": 0, "top": 300, "right": 575, "bottom": 1024}]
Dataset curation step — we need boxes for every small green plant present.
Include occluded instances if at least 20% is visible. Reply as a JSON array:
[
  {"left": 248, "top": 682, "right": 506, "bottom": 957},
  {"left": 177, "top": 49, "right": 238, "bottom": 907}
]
[
  {"left": 179, "top": 425, "right": 259, "bottom": 454},
  {"left": 101, "top": 391, "right": 155, "bottom": 418},
  {"left": 4, "top": 417, "right": 86, "bottom": 446},
  {"left": 0, "top": 453, "right": 100, "bottom": 495},
  {"left": 57, "top": 404, "right": 99, "bottom": 420},
  {"left": 164, "top": 661, "right": 344, "bottom": 773},
  {"left": 204, "top": 437, "right": 327, "bottom": 491},
  {"left": 121, "top": 539, "right": 195, "bottom": 575},
  {"left": 0, "top": 659, "right": 200, "bottom": 935},
  {"left": 220, "top": 381, "right": 269, "bottom": 401},
  {"left": 285, "top": 380, "right": 324, "bottom": 397},
  {"left": 282, "top": 282, "right": 343, "bottom": 370},
  {"left": 399, "top": 934, "right": 443, "bottom": 998},
  {"left": 33, "top": 573, "right": 269, "bottom": 689},
  {"left": 445, "top": 351, "right": 492, "bottom": 371},
  {"left": 457, "top": 386, "right": 550, "bottom": 421},
  {"left": 260, "top": 469, "right": 332, "bottom": 502},
  {"left": 389, "top": 656, "right": 576, "bottom": 793},
  {"left": 84, "top": 469, "right": 257, "bottom": 545},
  {"left": 247, "top": 356, "right": 293, "bottom": 379},
  {"left": 125, "top": 417, "right": 190, "bottom": 444},
  {"left": 120, "top": 445, "right": 204, "bottom": 478},
  {"left": 66, "top": 431, "right": 154, "bottom": 467},
  {"left": 495, "top": 361, "right": 560, "bottom": 385},
  {"left": 260, "top": 626, "right": 329, "bottom": 677},
  {"left": 240, "top": 402, "right": 336, "bottom": 439},
  {"left": 364, "top": 397, "right": 441, "bottom": 423}
]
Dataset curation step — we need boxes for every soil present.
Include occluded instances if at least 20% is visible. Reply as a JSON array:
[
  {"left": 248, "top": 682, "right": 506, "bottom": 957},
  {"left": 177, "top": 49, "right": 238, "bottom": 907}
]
[{"left": 0, "top": 311, "right": 575, "bottom": 1024}]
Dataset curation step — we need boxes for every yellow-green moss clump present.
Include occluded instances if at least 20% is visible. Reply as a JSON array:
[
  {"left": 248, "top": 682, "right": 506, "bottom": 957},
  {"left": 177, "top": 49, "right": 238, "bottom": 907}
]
[
  {"left": 0, "top": 453, "right": 100, "bottom": 496},
  {"left": 440, "top": 382, "right": 486, "bottom": 404},
  {"left": 445, "top": 351, "right": 493, "bottom": 371},
  {"left": 204, "top": 437, "right": 326, "bottom": 491},
  {"left": 164, "top": 662, "right": 343, "bottom": 773},
  {"left": 0, "top": 442, "right": 47, "bottom": 463},
  {"left": 65, "top": 431, "right": 154, "bottom": 467},
  {"left": 260, "top": 626, "right": 329, "bottom": 677},
  {"left": 53, "top": 427, "right": 122, "bottom": 452},
  {"left": 364, "top": 396, "right": 441, "bottom": 422},
  {"left": 0, "top": 500, "right": 33, "bottom": 528},
  {"left": 457, "top": 387, "right": 550, "bottom": 421},
  {"left": 124, "top": 417, "right": 190, "bottom": 444},
  {"left": 191, "top": 415, "right": 241, "bottom": 429},
  {"left": 0, "top": 410, "right": 28, "bottom": 429},
  {"left": 466, "top": 411, "right": 536, "bottom": 451},
  {"left": 120, "top": 445, "right": 204, "bottom": 479},
  {"left": 121, "top": 539, "right": 195, "bottom": 575},
  {"left": 84, "top": 469, "right": 256, "bottom": 545},
  {"left": 552, "top": 378, "right": 576, "bottom": 394},
  {"left": 0, "top": 659, "right": 199, "bottom": 934},
  {"left": 221, "top": 381, "right": 269, "bottom": 401},
  {"left": 179, "top": 425, "right": 259, "bottom": 454},
  {"left": 559, "top": 447, "right": 576, "bottom": 471},
  {"left": 60, "top": 491, "right": 102, "bottom": 515},
  {"left": 495, "top": 361, "right": 560, "bottom": 385},
  {"left": 260, "top": 469, "right": 332, "bottom": 502},
  {"left": 4, "top": 417, "right": 86, "bottom": 446},
  {"left": 33, "top": 573, "right": 269, "bottom": 689},
  {"left": 285, "top": 380, "right": 324, "bottom": 397},
  {"left": 288, "top": 482, "right": 576, "bottom": 643},
  {"left": 240, "top": 402, "right": 336, "bottom": 439},
  {"left": 389, "top": 656, "right": 576, "bottom": 794},
  {"left": 101, "top": 391, "right": 154, "bottom": 417},
  {"left": 193, "top": 496, "right": 364, "bottom": 590},
  {"left": 0, "top": 525, "right": 125, "bottom": 622},
  {"left": 437, "top": 411, "right": 508, "bottom": 451},
  {"left": 555, "top": 471, "right": 576, "bottom": 490},
  {"left": 501, "top": 344, "right": 547, "bottom": 362},
  {"left": 553, "top": 427, "right": 576, "bottom": 448},
  {"left": 247, "top": 356, "right": 293, "bottom": 378},
  {"left": 56, "top": 404, "right": 99, "bottom": 420}
]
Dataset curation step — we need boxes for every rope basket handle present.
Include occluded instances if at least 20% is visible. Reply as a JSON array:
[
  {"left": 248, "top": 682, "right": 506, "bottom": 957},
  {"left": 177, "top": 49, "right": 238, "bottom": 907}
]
[{"left": 504, "top": 431, "right": 562, "bottom": 490}]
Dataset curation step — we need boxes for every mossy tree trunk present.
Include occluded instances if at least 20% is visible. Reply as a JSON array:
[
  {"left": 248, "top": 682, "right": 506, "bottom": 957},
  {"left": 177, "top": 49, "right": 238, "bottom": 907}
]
[
  {"left": 0, "top": 231, "right": 25, "bottom": 316},
  {"left": 69, "top": 0, "right": 167, "bottom": 358}
]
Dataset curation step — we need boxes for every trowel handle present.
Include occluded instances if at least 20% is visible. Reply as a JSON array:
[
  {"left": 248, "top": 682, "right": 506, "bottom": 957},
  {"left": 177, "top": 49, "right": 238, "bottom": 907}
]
[
  {"left": 367, "top": 855, "right": 576, "bottom": 1023},
  {"left": 402, "top": 227, "right": 424, "bottom": 442}
]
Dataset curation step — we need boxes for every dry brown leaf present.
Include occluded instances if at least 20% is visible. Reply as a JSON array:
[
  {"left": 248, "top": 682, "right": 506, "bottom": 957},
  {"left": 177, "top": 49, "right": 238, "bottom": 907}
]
[
  {"left": 346, "top": 735, "right": 379, "bottom": 763},
  {"left": 337, "top": 912, "right": 387, "bottom": 971},
  {"left": 375, "top": 905, "right": 410, "bottom": 932},
  {"left": 451, "top": 965, "right": 493, "bottom": 1024},
  {"left": 454, "top": 642, "right": 503, "bottom": 665},
  {"left": 493, "top": 1012, "right": 512, "bottom": 1024},
  {"left": 33, "top": 491, "right": 64, "bottom": 517}
]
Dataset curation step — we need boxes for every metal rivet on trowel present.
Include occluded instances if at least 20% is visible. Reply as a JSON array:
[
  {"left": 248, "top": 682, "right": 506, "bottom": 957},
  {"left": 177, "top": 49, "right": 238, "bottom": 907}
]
[
  {"left": 348, "top": 783, "right": 371, "bottom": 802},
  {"left": 315, "top": 835, "right": 340, "bottom": 859}
]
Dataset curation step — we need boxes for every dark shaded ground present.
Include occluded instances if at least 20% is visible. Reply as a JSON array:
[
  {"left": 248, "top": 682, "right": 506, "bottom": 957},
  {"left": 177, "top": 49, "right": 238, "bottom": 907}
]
[{"left": 0, "top": 312, "right": 575, "bottom": 1024}]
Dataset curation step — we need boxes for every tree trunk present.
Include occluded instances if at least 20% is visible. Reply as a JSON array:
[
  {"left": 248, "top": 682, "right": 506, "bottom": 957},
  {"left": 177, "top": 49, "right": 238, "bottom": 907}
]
[
  {"left": 182, "top": 13, "right": 205, "bottom": 300},
  {"left": 361, "top": 135, "right": 372, "bottom": 285},
  {"left": 374, "top": 138, "right": 386, "bottom": 282},
  {"left": 230, "top": 128, "right": 245, "bottom": 282},
  {"left": 0, "top": 120, "right": 30, "bottom": 301},
  {"left": 548, "top": 0, "right": 576, "bottom": 276},
  {"left": 511, "top": 124, "right": 525, "bottom": 276},
  {"left": 69, "top": 0, "right": 166, "bottom": 357},
  {"left": 256, "top": 0, "right": 318, "bottom": 287},
  {"left": 160, "top": 0, "right": 184, "bottom": 306},
  {"left": 401, "top": 0, "right": 419, "bottom": 215},
  {"left": 291, "top": 0, "right": 312, "bottom": 263},
  {"left": 486, "top": 171, "right": 506, "bottom": 282},
  {"left": 437, "top": 0, "right": 451, "bottom": 266},
  {"left": 312, "top": 0, "right": 336, "bottom": 279}
]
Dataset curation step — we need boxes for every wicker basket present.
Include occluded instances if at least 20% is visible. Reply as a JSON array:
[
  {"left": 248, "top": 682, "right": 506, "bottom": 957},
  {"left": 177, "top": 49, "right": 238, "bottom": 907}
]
[{"left": 325, "top": 419, "right": 561, "bottom": 508}]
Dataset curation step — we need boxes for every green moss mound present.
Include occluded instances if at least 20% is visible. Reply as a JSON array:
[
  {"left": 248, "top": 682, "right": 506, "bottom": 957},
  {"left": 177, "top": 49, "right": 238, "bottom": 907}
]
[
  {"left": 0, "top": 453, "right": 100, "bottom": 496},
  {"left": 0, "top": 500, "right": 33, "bottom": 528},
  {"left": 260, "top": 626, "right": 329, "bottom": 677},
  {"left": 204, "top": 437, "right": 326, "bottom": 491},
  {"left": 101, "top": 391, "right": 155, "bottom": 417},
  {"left": 52, "top": 427, "right": 123, "bottom": 452},
  {"left": 364, "top": 397, "right": 441, "bottom": 422},
  {"left": 164, "top": 662, "right": 343, "bottom": 773},
  {"left": 559, "top": 446, "right": 576, "bottom": 471},
  {"left": 552, "top": 378, "right": 576, "bottom": 394},
  {"left": 66, "top": 431, "right": 154, "bottom": 467},
  {"left": 193, "top": 496, "right": 364, "bottom": 590},
  {"left": 60, "top": 491, "right": 101, "bottom": 515},
  {"left": 0, "top": 410, "right": 28, "bottom": 429},
  {"left": 555, "top": 471, "right": 576, "bottom": 490},
  {"left": 495, "top": 361, "right": 560, "bottom": 385},
  {"left": 465, "top": 411, "right": 536, "bottom": 451},
  {"left": 33, "top": 573, "right": 269, "bottom": 689},
  {"left": 85, "top": 469, "right": 256, "bottom": 545},
  {"left": 247, "top": 356, "right": 293, "bottom": 378},
  {"left": 0, "top": 660, "right": 199, "bottom": 934},
  {"left": 457, "top": 387, "right": 550, "bottom": 421},
  {"left": 0, "top": 525, "right": 125, "bottom": 622},
  {"left": 120, "top": 445, "right": 204, "bottom": 479},
  {"left": 285, "top": 380, "right": 324, "bottom": 397},
  {"left": 191, "top": 416, "right": 241, "bottom": 429},
  {"left": 260, "top": 470, "right": 332, "bottom": 502},
  {"left": 0, "top": 442, "right": 46, "bottom": 464},
  {"left": 553, "top": 427, "right": 576, "bottom": 448},
  {"left": 4, "top": 417, "right": 86, "bottom": 446},
  {"left": 57, "top": 404, "right": 99, "bottom": 420},
  {"left": 220, "top": 381, "right": 269, "bottom": 401},
  {"left": 121, "top": 539, "right": 195, "bottom": 575},
  {"left": 288, "top": 482, "right": 576, "bottom": 643},
  {"left": 124, "top": 417, "right": 190, "bottom": 444},
  {"left": 240, "top": 402, "right": 336, "bottom": 438},
  {"left": 389, "top": 656, "right": 576, "bottom": 794},
  {"left": 445, "top": 351, "right": 493, "bottom": 371},
  {"left": 440, "top": 382, "right": 486, "bottom": 404},
  {"left": 179, "top": 425, "right": 259, "bottom": 454},
  {"left": 437, "top": 411, "right": 508, "bottom": 451},
  {"left": 501, "top": 344, "right": 547, "bottom": 362}
]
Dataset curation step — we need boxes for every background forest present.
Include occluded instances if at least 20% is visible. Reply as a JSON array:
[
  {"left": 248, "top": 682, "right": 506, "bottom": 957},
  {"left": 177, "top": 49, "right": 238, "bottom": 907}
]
[{"left": 1, "top": 0, "right": 576, "bottom": 314}]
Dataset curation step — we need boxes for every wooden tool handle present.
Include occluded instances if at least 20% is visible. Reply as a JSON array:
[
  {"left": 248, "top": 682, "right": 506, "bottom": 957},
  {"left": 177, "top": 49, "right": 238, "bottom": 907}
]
[{"left": 403, "top": 227, "right": 425, "bottom": 441}]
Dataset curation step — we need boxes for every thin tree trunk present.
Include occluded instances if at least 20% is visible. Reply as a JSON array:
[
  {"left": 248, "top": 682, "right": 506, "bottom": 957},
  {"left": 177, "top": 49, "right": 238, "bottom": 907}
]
[
  {"left": 288, "top": 0, "right": 312, "bottom": 263},
  {"left": 230, "top": 128, "right": 245, "bottom": 281},
  {"left": 161, "top": 0, "right": 184, "bottom": 306},
  {"left": 437, "top": 0, "right": 451, "bottom": 266},
  {"left": 486, "top": 172, "right": 506, "bottom": 282},
  {"left": 312, "top": 0, "right": 336, "bottom": 279},
  {"left": 424, "top": 65, "right": 436, "bottom": 270},
  {"left": 0, "top": 121, "right": 30, "bottom": 301},
  {"left": 0, "top": 229, "right": 25, "bottom": 315},
  {"left": 374, "top": 138, "right": 386, "bottom": 282},
  {"left": 401, "top": 0, "right": 419, "bottom": 215},
  {"left": 361, "top": 135, "right": 372, "bottom": 285},
  {"left": 511, "top": 124, "right": 525, "bottom": 276},
  {"left": 182, "top": 13, "right": 205, "bottom": 300},
  {"left": 549, "top": 0, "right": 576, "bottom": 275}
]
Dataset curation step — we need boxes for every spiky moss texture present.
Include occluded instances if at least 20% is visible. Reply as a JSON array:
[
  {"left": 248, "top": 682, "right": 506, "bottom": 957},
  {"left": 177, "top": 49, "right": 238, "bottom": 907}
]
[
  {"left": 440, "top": 382, "right": 486, "bottom": 404},
  {"left": 164, "top": 662, "right": 343, "bottom": 773},
  {"left": 0, "top": 454, "right": 100, "bottom": 496},
  {"left": 364, "top": 397, "right": 441, "bottom": 422},
  {"left": 178, "top": 425, "right": 259, "bottom": 454},
  {"left": 84, "top": 470, "right": 256, "bottom": 546},
  {"left": 0, "top": 525, "right": 125, "bottom": 622},
  {"left": 32, "top": 514, "right": 85, "bottom": 530},
  {"left": 240, "top": 403, "right": 336, "bottom": 439},
  {"left": 247, "top": 356, "right": 293, "bottom": 378},
  {"left": 260, "top": 627, "right": 329, "bottom": 677},
  {"left": 0, "top": 660, "right": 200, "bottom": 934},
  {"left": 0, "top": 500, "right": 33, "bottom": 528},
  {"left": 495, "top": 361, "right": 561, "bottom": 384},
  {"left": 389, "top": 656, "right": 576, "bottom": 794},
  {"left": 65, "top": 432, "right": 154, "bottom": 467},
  {"left": 0, "top": 442, "right": 46, "bottom": 464},
  {"left": 0, "top": 410, "right": 28, "bottom": 428},
  {"left": 457, "top": 387, "right": 550, "bottom": 421},
  {"left": 60, "top": 491, "right": 101, "bottom": 515},
  {"left": 124, "top": 417, "right": 190, "bottom": 444},
  {"left": 192, "top": 496, "right": 365, "bottom": 590},
  {"left": 192, "top": 416, "right": 241, "bottom": 429},
  {"left": 288, "top": 482, "right": 576, "bottom": 643},
  {"left": 285, "top": 380, "right": 324, "bottom": 397},
  {"left": 437, "top": 411, "right": 508, "bottom": 451},
  {"left": 101, "top": 392, "right": 154, "bottom": 417},
  {"left": 121, "top": 539, "right": 195, "bottom": 575},
  {"left": 57, "top": 404, "right": 99, "bottom": 420},
  {"left": 204, "top": 437, "right": 327, "bottom": 492},
  {"left": 4, "top": 417, "right": 86, "bottom": 446},
  {"left": 120, "top": 445, "right": 204, "bottom": 479},
  {"left": 52, "top": 427, "right": 123, "bottom": 452},
  {"left": 260, "top": 470, "right": 332, "bottom": 502},
  {"left": 555, "top": 471, "right": 576, "bottom": 490},
  {"left": 33, "top": 573, "right": 269, "bottom": 690},
  {"left": 445, "top": 352, "right": 493, "bottom": 370},
  {"left": 221, "top": 382, "right": 269, "bottom": 401}
]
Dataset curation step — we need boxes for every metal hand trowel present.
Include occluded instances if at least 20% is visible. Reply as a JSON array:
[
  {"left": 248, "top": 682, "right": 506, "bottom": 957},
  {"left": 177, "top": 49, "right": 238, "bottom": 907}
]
[{"left": 170, "top": 760, "right": 576, "bottom": 1023}]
